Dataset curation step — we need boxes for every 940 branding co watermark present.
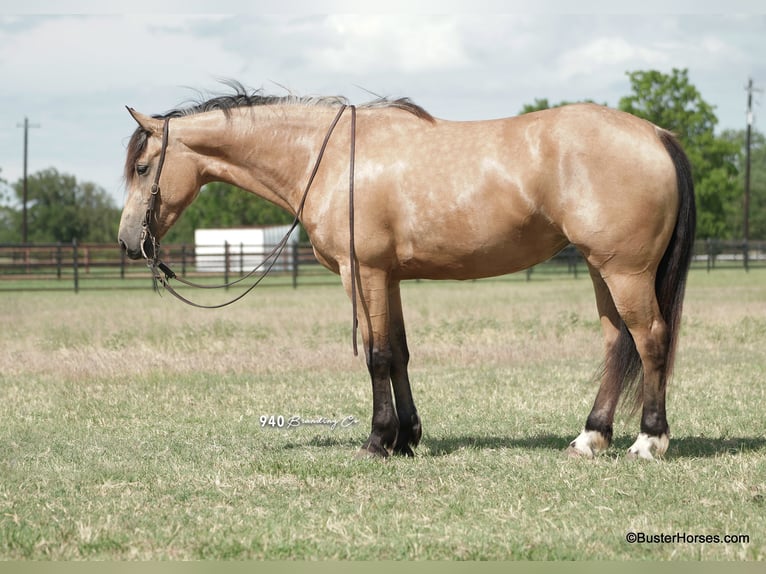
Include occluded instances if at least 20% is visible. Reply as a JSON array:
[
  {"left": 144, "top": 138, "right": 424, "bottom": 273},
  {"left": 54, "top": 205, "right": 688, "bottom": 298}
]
[{"left": 259, "top": 414, "right": 360, "bottom": 431}]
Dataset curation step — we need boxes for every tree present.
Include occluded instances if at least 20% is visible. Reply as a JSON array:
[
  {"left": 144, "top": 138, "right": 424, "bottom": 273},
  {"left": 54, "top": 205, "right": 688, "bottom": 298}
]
[
  {"left": 0, "top": 168, "right": 14, "bottom": 243},
  {"left": 162, "top": 182, "right": 296, "bottom": 244},
  {"left": 720, "top": 129, "right": 766, "bottom": 239},
  {"left": 748, "top": 131, "right": 766, "bottom": 240},
  {"left": 9, "top": 168, "right": 120, "bottom": 243},
  {"left": 619, "top": 68, "right": 740, "bottom": 239}
]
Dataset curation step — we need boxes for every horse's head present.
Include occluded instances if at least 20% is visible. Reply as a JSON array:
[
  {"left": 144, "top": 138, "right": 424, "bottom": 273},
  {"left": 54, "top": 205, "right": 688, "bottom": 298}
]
[{"left": 118, "top": 108, "right": 202, "bottom": 260}]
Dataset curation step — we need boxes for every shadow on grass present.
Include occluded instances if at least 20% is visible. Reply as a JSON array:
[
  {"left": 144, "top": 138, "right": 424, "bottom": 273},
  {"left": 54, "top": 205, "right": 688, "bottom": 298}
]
[
  {"left": 423, "top": 434, "right": 766, "bottom": 459},
  {"left": 659, "top": 436, "right": 766, "bottom": 458},
  {"left": 281, "top": 434, "right": 363, "bottom": 450},
  {"left": 278, "top": 430, "right": 766, "bottom": 460}
]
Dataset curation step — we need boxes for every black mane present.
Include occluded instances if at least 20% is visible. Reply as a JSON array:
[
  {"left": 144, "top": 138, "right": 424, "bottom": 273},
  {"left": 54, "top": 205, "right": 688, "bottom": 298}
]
[
  {"left": 125, "top": 81, "right": 433, "bottom": 184},
  {"left": 159, "top": 81, "right": 345, "bottom": 119},
  {"left": 159, "top": 80, "right": 433, "bottom": 121}
]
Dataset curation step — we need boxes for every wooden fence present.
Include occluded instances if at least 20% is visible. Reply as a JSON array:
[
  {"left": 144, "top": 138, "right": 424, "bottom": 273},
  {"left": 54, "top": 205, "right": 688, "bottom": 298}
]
[{"left": 0, "top": 240, "right": 764, "bottom": 293}]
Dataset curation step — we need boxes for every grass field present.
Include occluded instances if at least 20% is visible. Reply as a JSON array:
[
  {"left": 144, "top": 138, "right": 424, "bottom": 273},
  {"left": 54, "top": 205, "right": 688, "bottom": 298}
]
[{"left": 0, "top": 269, "right": 764, "bottom": 560}]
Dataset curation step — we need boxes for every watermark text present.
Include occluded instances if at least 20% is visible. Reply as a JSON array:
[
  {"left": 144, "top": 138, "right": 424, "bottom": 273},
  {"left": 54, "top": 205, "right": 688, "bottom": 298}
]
[
  {"left": 259, "top": 414, "right": 360, "bottom": 431},
  {"left": 626, "top": 531, "right": 749, "bottom": 545}
]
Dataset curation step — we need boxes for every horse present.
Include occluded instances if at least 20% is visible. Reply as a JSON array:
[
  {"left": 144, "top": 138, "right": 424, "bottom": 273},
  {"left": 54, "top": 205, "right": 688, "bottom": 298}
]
[{"left": 118, "top": 84, "right": 696, "bottom": 460}]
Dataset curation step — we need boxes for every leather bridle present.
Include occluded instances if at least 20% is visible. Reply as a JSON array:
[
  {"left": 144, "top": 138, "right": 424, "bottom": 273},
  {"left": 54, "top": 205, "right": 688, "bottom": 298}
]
[
  {"left": 139, "top": 117, "right": 170, "bottom": 263},
  {"left": 136, "top": 105, "right": 361, "bottom": 354}
]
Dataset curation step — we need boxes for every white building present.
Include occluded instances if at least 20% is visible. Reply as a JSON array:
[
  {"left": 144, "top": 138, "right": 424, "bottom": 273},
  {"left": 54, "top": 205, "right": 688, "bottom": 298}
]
[{"left": 194, "top": 225, "right": 300, "bottom": 273}]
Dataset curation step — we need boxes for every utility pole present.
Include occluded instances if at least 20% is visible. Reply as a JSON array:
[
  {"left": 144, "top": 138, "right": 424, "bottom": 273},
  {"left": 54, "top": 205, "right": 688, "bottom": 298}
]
[
  {"left": 745, "top": 80, "right": 753, "bottom": 257},
  {"left": 17, "top": 117, "right": 41, "bottom": 244}
]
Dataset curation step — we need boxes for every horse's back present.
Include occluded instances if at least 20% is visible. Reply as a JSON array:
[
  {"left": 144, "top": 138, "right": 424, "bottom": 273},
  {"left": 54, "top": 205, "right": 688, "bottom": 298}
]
[{"left": 346, "top": 104, "right": 680, "bottom": 280}]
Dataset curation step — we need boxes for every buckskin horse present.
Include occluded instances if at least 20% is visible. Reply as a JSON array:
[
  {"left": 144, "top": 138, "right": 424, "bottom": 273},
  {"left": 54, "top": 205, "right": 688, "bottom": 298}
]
[{"left": 118, "top": 84, "right": 695, "bottom": 460}]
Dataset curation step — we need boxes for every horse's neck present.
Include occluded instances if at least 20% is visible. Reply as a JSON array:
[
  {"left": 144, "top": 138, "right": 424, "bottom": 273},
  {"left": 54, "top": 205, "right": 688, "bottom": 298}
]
[{"left": 178, "top": 107, "right": 340, "bottom": 216}]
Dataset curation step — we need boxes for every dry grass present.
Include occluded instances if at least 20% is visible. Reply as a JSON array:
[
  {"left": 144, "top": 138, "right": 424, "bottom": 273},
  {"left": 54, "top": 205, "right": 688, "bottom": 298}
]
[
  {"left": 0, "top": 275, "right": 602, "bottom": 381},
  {"left": 0, "top": 284, "right": 355, "bottom": 380}
]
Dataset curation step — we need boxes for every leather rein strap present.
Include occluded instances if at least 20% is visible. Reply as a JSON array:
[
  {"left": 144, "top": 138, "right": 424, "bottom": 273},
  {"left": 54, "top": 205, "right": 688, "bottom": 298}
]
[{"left": 142, "top": 104, "right": 360, "bottom": 355}]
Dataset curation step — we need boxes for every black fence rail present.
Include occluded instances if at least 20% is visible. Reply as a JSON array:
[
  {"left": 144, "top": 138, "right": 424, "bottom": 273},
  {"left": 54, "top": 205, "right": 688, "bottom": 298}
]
[
  {"left": 695, "top": 239, "right": 766, "bottom": 271},
  {"left": 0, "top": 240, "right": 764, "bottom": 293},
  {"left": 0, "top": 241, "right": 328, "bottom": 292}
]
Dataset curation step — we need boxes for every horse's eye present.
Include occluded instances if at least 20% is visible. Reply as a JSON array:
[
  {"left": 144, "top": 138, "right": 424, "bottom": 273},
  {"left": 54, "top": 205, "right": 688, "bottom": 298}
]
[{"left": 136, "top": 164, "right": 149, "bottom": 176}]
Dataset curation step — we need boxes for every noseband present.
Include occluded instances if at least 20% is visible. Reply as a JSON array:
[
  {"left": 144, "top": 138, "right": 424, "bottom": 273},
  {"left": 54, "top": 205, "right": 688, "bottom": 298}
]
[{"left": 135, "top": 105, "right": 361, "bottom": 354}]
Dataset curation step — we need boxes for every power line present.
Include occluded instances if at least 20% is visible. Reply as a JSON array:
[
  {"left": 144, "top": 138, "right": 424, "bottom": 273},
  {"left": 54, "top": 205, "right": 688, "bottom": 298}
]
[{"left": 16, "top": 117, "right": 41, "bottom": 244}]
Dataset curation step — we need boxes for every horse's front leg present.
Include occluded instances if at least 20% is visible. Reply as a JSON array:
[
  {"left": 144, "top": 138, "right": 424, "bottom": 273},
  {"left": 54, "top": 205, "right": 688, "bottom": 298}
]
[
  {"left": 344, "top": 265, "right": 399, "bottom": 458},
  {"left": 388, "top": 280, "right": 421, "bottom": 457}
]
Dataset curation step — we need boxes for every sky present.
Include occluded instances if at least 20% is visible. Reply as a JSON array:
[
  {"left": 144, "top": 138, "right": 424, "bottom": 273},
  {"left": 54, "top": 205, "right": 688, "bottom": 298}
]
[{"left": 1, "top": 2, "right": 765, "bottom": 208}]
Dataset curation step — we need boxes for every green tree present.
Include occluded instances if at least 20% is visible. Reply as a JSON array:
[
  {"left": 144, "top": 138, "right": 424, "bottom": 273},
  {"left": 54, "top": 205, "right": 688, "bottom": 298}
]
[
  {"left": 0, "top": 168, "right": 14, "bottom": 242},
  {"left": 10, "top": 168, "right": 120, "bottom": 243},
  {"left": 163, "top": 182, "right": 295, "bottom": 244},
  {"left": 618, "top": 68, "right": 740, "bottom": 239},
  {"left": 720, "top": 129, "right": 766, "bottom": 240},
  {"left": 748, "top": 131, "right": 766, "bottom": 240}
]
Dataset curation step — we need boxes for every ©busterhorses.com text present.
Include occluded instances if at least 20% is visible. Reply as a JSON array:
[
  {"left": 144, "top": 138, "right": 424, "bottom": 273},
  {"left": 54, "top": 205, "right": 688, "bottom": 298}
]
[{"left": 625, "top": 531, "right": 750, "bottom": 545}]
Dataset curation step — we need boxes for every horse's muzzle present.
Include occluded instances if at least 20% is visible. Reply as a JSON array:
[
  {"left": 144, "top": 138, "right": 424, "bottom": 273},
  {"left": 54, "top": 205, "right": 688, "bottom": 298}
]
[
  {"left": 118, "top": 236, "right": 154, "bottom": 261},
  {"left": 119, "top": 239, "right": 141, "bottom": 260}
]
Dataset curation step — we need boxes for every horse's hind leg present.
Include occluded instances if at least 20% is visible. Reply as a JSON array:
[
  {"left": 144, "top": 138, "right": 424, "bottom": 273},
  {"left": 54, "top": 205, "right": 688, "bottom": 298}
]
[
  {"left": 605, "top": 272, "right": 671, "bottom": 460},
  {"left": 568, "top": 264, "right": 624, "bottom": 457},
  {"left": 388, "top": 281, "right": 422, "bottom": 456}
]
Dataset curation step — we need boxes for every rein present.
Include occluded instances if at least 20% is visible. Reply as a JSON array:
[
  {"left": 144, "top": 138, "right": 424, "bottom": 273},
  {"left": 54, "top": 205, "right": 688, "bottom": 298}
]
[{"left": 141, "top": 104, "right": 360, "bottom": 354}]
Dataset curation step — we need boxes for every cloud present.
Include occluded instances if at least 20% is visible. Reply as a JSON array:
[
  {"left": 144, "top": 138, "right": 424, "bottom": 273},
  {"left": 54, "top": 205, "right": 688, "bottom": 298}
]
[
  {"left": 0, "top": 15, "right": 244, "bottom": 98},
  {"left": 557, "top": 36, "right": 667, "bottom": 82},
  {"left": 1, "top": 12, "right": 764, "bottom": 206},
  {"left": 308, "top": 15, "right": 471, "bottom": 74}
]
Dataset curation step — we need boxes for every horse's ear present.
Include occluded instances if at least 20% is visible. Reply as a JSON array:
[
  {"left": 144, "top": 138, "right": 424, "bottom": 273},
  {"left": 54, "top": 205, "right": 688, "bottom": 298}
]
[{"left": 126, "top": 106, "right": 163, "bottom": 134}]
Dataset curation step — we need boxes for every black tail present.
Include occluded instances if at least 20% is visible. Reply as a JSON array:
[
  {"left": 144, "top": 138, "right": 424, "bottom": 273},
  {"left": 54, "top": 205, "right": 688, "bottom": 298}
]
[{"left": 616, "top": 129, "right": 697, "bottom": 411}]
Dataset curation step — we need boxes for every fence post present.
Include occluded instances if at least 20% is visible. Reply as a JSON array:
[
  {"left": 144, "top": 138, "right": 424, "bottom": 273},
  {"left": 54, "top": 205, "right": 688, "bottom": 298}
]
[
  {"left": 72, "top": 238, "right": 79, "bottom": 294},
  {"left": 224, "top": 241, "right": 230, "bottom": 290},
  {"left": 56, "top": 241, "right": 63, "bottom": 279},
  {"left": 238, "top": 242, "right": 244, "bottom": 278},
  {"left": 181, "top": 244, "right": 187, "bottom": 277},
  {"left": 706, "top": 238, "right": 720, "bottom": 271},
  {"left": 292, "top": 242, "right": 299, "bottom": 289},
  {"left": 744, "top": 241, "right": 750, "bottom": 273},
  {"left": 568, "top": 246, "right": 579, "bottom": 279}
]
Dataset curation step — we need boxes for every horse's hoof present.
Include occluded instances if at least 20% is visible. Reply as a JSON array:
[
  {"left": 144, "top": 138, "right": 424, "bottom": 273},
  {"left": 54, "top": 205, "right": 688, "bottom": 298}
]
[
  {"left": 355, "top": 443, "right": 390, "bottom": 459},
  {"left": 393, "top": 444, "right": 416, "bottom": 457},
  {"left": 626, "top": 432, "right": 669, "bottom": 460},
  {"left": 566, "top": 429, "right": 609, "bottom": 458}
]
